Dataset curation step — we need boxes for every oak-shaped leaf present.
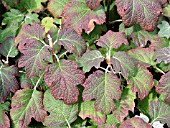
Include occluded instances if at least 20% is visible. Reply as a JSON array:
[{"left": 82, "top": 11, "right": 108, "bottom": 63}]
[
  {"left": 0, "top": 102, "right": 10, "bottom": 128},
  {"left": 43, "top": 90, "right": 78, "bottom": 127},
  {"left": 10, "top": 89, "right": 47, "bottom": 128},
  {"left": 149, "top": 100, "right": 170, "bottom": 126},
  {"left": 44, "top": 59, "right": 85, "bottom": 104},
  {"left": 0, "top": 37, "right": 18, "bottom": 58},
  {"left": 97, "top": 30, "right": 128, "bottom": 50},
  {"left": 77, "top": 50, "right": 104, "bottom": 73},
  {"left": 128, "top": 66, "right": 154, "bottom": 100},
  {"left": 158, "top": 21, "right": 170, "bottom": 38},
  {"left": 156, "top": 71, "right": 170, "bottom": 103},
  {"left": 113, "top": 85, "right": 136, "bottom": 122},
  {"left": 83, "top": 70, "right": 122, "bottom": 114},
  {"left": 85, "top": 0, "right": 102, "bottom": 10},
  {"left": 79, "top": 101, "right": 106, "bottom": 125},
  {"left": 154, "top": 47, "right": 170, "bottom": 64},
  {"left": 0, "top": 62, "right": 19, "bottom": 103},
  {"left": 62, "top": 0, "right": 106, "bottom": 35},
  {"left": 110, "top": 52, "right": 137, "bottom": 78},
  {"left": 58, "top": 28, "right": 86, "bottom": 56},
  {"left": 115, "top": 0, "right": 163, "bottom": 31},
  {"left": 128, "top": 47, "right": 155, "bottom": 67},
  {"left": 47, "top": 0, "right": 70, "bottom": 18},
  {"left": 119, "top": 117, "right": 152, "bottom": 128}
]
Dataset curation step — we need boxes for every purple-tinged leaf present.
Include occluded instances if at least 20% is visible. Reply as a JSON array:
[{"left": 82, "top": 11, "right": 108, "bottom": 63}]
[
  {"left": 77, "top": 50, "right": 104, "bottom": 73},
  {"left": 10, "top": 89, "right": 47, "bottom": 128},
  {"left": 0, "top": 63, "right": 19, "bottom": 103},
  {"left": 154, "top": 47, "right": 170, "bottom": 64},
  {"left": 0, "top": 102, "right": 10, "bottom": 128},
  {"left": 44, "top": 59, "right": 85, "bottom": 104},
  {"left": 149, "top": 100, "right": 170, "bottom": 126},
  {"left": 79, "top": 101, "right": 106, "bottom": 125},
  {"left": 115, "top": 0, "right": 163, "bottom": 31},
  {"left": 156, "top": 71, "right": 170, "bottom": 103},
  {"left": 119, "top": 117, "right": 152, "bottom": 128},
  {"left": 98, "top": 124, "right": 116, "bottom": 128},
  {"left": 83, "top": 70, "right": 122, "bottom": 114},
  {"left": 62, "top": 0, "right": 106, "bottom": 35},
  {"left": 111, "top": 52, "right": 137, "bottom": 78},
  {"left": 97, "top": 30, "right": 128, "bottom": 50},
  {"left": 43, "top": 90, "right": 78, "bottom": 127},
  {"left": 128, "top": 66, "right": 154, "bottom": 100},
  {"left": 85, "top": 0, "right": 102, "bottom": 10},
  {"left": 58, "top": 28, "right": 86, "bottom": 56}
]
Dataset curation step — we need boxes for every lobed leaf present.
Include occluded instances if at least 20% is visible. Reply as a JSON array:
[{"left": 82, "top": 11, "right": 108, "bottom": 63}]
[
  {"left": 62, "top": 0, "right": 106, "bottom": 35},
  {"left": 77, "top": 50, "right": 104, "bottom": 73},
  {"left": 10, "top": 89, "right": 47, "bottom": 128},
  {"left": 115, "top": 0, "right": 163, "bottom": 31},
  {"left": 43, "top": 90, "right": 78, "bottom": 127},
  {"left": 83, "top": 70, "right": 122, "bottom": 114},
  {"left": 158, "top": 21, "right": 170, "bottom": 38},
  {"left": 85, "top": 0, "right": 102, "bottom": 10},
  {"left": 0, "top": 102, "right": 10, "bottom": 128},
  {"left": 44, "top": 59, "right": 85, "bottom": 104},
  {"left": 79, "top": 101, "right": 106, "bottom": 125},
  {"left": 156, "top": 71, "right": 170, "bottom": 103},
  {"left": 0, "top": 63, "right": 19, "bottom": 103}
]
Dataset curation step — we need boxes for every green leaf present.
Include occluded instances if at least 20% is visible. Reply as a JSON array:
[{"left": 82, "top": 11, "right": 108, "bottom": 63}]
[
  {"left": 163, "top": 4, "right": 170, "bottom": 17},
  {"left": 43, "top": 90, "right": 78, "bottom": 127},
  {"left": 79, "top": 101, "right": 106, "bottom": 125},
  {"left": 83, "top": 71, "right": 122, "bottom": 114},
  {"left": 158, "top": 21, "right": 170, "bottom": 38},
  {"left": 10, "top": 89, "right": 47, "bottom": 128},
  {"left": 77, "top": 50, "right": 104, "bottom": 73},
  {"left": 24, "top": 13, "right": 40, "bottom": 25},
  {"left": 41, "top": 17, "right": 55, "bottom": 34}
]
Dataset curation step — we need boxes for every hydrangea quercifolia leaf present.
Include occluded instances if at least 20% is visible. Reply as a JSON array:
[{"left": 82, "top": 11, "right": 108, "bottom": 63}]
[
  {"left": 98, "top": 124, "right": 116, "bottom": 128},
  {"left": 79, "top": 101, "right": 106, "bottom": 125},
  {"left": 110, "top": 52, "right": 137, "bottom": 79},
  {"left": 15, "top": 23, "right": 51, "bottom": 78},
  {"left": 43, "top": 90, "right": 78, "bottom": 127},
  {"left": 0, "top": 62, "right": 19, "bottom": 103},
  {"left": 85, "top": 0, "right": 102, "bottom": 10},
  {"left": 115, "top": 0, "right": 164, "bottom": 31},
  {"left": 156, "top": 71, "right": 170, "bottom": 103},
  {"left": 10, "top": 89, "right": 47, "bottom": 128},
  {"left": 154, "top": 47, "right": 170, "bottom": 64},
  {"left": 149, "top": 100, "right": 170, "bottom": 126},
  {"left": 128, "top": 66, "right": 154, "bottom": 100},
  {"left": 58, "top": 28, "right": 87, "bottom": 56},
  {"left": 44, "top": 59, "right": 85, "bottom": 104},
  {"left": 97, "top": 30, "right": 129, "bottom": 50},
  {"left": 47, "top": 0, "right": 70, "bottom": 18},
  {"left": 83, "top": 70, "right": 122, "bottom": 114},
  {"left": 77, "top": 50, "right": 104, "bottom": 73},
  {"left": 158, "top": 21, "right": 170, "bottom": 38},
  {"left": 0, "top": 102, "right": 10, "bottom": 128},
  {"left": 119, "top": 117, "right": 152, "bottom": 128},
  {"left": 62, "top": 0, "right": 106, "bottom": 35}
]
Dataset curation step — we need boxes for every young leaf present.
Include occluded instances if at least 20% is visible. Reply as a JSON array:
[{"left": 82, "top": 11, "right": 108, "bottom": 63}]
[
  {"left": 43, "top": 90, "right": 78, "bottom": 127},
  {"left": 149, "top": 100, "right": 170, "bottom": 126},
  {"left": 119, "top": 117, "right": 152, "bottom": 128},
  {"left": 0, "top": 37, "right": 18, "bottom": 58},
  {"left": 111, "top": 52, "right": 137, "bottom": 78},
  {"left": 0, "top": 102, "right": 10, "bottom": 128},
  {"left": 0, "top": 63, "right": 19, "bottom": 103},
  {"left": 44, "top": 59, "right": 85, "bottom": 104},
  {"left": 47, "top": 0, "right": 70, "bottom": 18},
  {"left": 115, "top": 0, "right": 163, "bottom": 31},
  {"left": 58, "top": 28, "right": 86, "bottom": 56},
  {"left": 41, "top": 17, "right": 55, "bottom": 34},
  {"left": 97, "top": 30, "right": 128, "bottom": 50},
  {"left": 85, "top": 0, "right": 102, "bottom": 10},
  {"left": 154, "top": 47, "right": 170, "bottom": 64},
  {"left": 79, "top": 101, "right": 106, "bottom": 125},
  {"left": 10, "top": 89, "right": 47, "bottom": 128},
  {"left": 128, "top": 66, "right": 154, "bottom": 100},
  {"left": 128, "top": 47, "right": 155, "bottom": 67},
  {"left": 77, "top": 50, "right": 104, "bottom": 73},
  {"left": 62, "top": 0, "right": 106, "bottom": 35},
  {"left": 158, "top": 21, "right": 170, "bottom": 38},
  {"left": 24, "top": 13, "right": 40, "bottom": 25},
  {"left": 156, "top": 71, "right": 170, "bottom": 103},
  {"left": 83, "top": 71, "right": 122, "bottom": 114}
]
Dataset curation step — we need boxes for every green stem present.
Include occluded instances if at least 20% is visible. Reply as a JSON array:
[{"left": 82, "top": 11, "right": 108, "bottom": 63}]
[{"left": 34, "top": 73, "right": 44, "bottom": 90}]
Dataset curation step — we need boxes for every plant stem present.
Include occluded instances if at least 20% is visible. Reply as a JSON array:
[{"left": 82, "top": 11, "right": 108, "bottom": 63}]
[
  {"left": 59, "top": 51, "right": 68, "bottom": 59},
  {"left": 34, "top": 73, "right": 44, "bottom": 90},
  {"left": 108, "top": 19, "right": 122, "bottom": 24},
  {"left": 155, "top": 67, "right": 165, "bottom": 75},
  {"left": 53, "top": 54, "right": 60, "bottom": 62},
  {"left": 99, "top": 67, "right": 110, "bottom": 72}
]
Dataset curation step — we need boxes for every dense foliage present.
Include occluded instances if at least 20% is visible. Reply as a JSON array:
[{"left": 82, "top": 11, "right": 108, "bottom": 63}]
[{"left": 0, "top": 0, "right": 170, "bottom": 127}]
